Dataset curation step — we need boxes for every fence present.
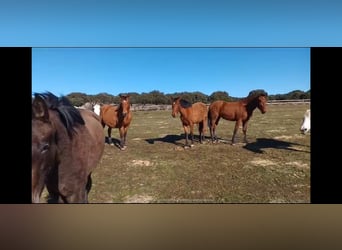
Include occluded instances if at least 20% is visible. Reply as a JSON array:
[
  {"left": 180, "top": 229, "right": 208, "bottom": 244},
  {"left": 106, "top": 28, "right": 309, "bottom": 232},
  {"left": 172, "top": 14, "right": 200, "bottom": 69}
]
[
  {"left": 267, "top": 99, "right": 310, "bottom": 105},
  {"left": 130, "top": 99, "right": 310, "bottom": 111}
]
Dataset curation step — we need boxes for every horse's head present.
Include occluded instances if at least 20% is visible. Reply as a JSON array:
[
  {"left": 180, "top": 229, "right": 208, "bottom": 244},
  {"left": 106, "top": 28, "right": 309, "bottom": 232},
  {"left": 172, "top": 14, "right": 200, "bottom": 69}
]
[
  {"left": 171, "top": 97, "right": 180, "bottom": 117},
  {"left": 119, "top": 94, "right": 130, "bottom": 117},
  {"left": 257, "top": 94, "right": 268, "bottom": 114},
  {"left": 32, "top": 95, "right": 57, "bottom": 203},
  {"left": 300, "top": 109, "right": 310, "bottom": 134}
]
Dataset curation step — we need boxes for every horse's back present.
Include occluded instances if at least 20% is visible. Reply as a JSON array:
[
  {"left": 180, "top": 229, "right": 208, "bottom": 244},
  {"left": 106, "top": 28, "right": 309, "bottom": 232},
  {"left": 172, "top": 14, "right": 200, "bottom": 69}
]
[
  {"left": 209, "top": 100, "right": 240, "bottom": 121},
  {"left": 184, "top": 102, "right": 206, "bottom": 123},
  {"left": 193, "top": 102, "right": 208, "bottom": 116},
  {"left": 209, "top": 100, "right": 224, "bottom": 113}
]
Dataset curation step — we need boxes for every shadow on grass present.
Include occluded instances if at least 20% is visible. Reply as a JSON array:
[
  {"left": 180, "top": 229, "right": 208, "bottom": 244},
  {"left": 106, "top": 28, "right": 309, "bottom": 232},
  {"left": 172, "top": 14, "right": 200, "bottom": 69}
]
[
  {"left": 104, "top": 136, "right": 122, "bottom": 150},
  {"left": 243, "top": 138, "right": 310, "bottom": 154},
  {"left": 145, "top": 134, "right": 208, "bottom": 147}
]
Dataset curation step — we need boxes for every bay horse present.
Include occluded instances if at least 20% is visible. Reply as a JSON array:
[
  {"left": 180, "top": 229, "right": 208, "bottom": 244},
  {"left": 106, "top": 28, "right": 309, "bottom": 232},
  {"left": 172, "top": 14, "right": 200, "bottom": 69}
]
[
  {"left": 100, "top": 94, "right": 132, "bottom": 150},
  {"left": 300, "top": 109, "right": 310, "bottom": 134},
  {"left": 171, "top": 97, "right": 208, "bottom": 147},
  {"left": 208, "top": 90, "right": 268, "bottom": 145},
  {"left": 32, "top": 92, "right": 105, "bottom": 203}
]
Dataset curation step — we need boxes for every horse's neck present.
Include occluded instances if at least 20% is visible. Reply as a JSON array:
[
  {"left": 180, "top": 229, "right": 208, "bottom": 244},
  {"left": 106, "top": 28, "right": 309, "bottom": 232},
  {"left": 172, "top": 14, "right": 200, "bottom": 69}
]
[
  {"left": 179, "top": 106, "right": 190, "bottom": 118},
  {"left": 244, "top": 98, "right": 258, "bottom": 113}
]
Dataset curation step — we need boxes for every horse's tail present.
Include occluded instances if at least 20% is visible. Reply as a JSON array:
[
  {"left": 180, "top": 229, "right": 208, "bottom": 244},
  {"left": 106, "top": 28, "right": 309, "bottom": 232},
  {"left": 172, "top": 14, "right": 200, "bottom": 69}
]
[{"left": 207, "top": 108, "right": 212, "bottom": 129}]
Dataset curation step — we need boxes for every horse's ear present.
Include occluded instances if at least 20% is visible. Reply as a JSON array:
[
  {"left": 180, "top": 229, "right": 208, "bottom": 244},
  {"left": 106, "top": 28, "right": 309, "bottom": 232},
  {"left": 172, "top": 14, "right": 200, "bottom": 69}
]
[{"left": 32, "top": 96, "right": 49, "bottom": 121}]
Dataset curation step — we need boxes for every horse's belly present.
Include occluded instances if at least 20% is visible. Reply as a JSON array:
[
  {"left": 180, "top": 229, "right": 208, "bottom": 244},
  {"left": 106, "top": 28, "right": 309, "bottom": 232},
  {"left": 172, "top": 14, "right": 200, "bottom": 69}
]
[{"left": 221, "top": 113, "right": 236, "bottom": 121}]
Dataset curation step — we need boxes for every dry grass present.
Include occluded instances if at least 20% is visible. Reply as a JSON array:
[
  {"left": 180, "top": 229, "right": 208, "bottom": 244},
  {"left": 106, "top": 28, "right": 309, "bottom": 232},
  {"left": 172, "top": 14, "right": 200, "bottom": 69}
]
[{"left": 42, "top": 103, "right": 310, "bottom": 203}]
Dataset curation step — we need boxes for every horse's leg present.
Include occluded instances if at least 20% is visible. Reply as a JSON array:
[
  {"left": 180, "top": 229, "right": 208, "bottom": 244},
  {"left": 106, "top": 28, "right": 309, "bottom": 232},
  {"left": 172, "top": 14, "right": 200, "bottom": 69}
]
[
  {"left": 211, "top": 116, "right": 220, "bottom": 143},
  {"left": 242, "top": 121, "right": 249, "bottom": 143},
  {"left": 119, "top": 126, "right": 126, "bottom": 150},
  {"left": 107, "top": 127, "right": 113, "bottom": 145},
  {"left": 123, "top": 126, "right": 129, "bottom": 149},
  {"left": 189, "top": 123, "right": 195, "bottom": 146},
  {"left": 203, "top": 116, "right": 208, "bottom": 143},
  {"left": 183, "top": 125, "right": 189, "bottom": 146},
  {"left": 208, "top": 112, "right": 214, "bottom": 142},
  {"left": 198, "top": 121, "right": 204, "bottom": 143},
  {"left": 231, "top": 120, "right": 242, "bottom": 145}
]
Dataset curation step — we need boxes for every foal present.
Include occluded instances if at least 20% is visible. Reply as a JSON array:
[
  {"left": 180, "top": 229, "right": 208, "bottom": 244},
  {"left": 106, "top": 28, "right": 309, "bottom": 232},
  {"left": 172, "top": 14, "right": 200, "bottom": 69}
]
[{"left": 171, "top": 97, "right": 208, "bottom": 147}]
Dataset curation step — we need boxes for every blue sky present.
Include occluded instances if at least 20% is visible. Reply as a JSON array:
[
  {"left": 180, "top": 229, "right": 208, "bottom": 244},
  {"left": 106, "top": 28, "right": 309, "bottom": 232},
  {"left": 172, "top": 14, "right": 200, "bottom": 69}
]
[
  {"left": 2, "top": 0, "right": 340, "bottom": 97},
  {"left": 32, "top": 47, "right": 310, "bottom": 97},
  {"left": 1, "top": 0, "right": 341, "bottom": 46}
]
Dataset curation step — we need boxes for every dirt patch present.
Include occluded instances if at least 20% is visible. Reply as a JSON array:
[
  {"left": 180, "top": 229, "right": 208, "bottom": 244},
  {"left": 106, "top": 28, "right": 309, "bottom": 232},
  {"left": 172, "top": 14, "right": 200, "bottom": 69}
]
[
  {"left": 132, "top": 138, "right": 143, "bottom": 141},
  {"left": 250, "top": 158, "right": 276, "bottom": 166},
  {"left": 123, "top": 194, "right": 154, "bottom": 203},
  {"left": 285, "top": 161, "right": 309, "bottom": 169},
  {"left": 132, "top": 160, "right": 152, "bottom": 167},
  {"left": 274, "top": 134, "right": 305, "bottom": 140}
]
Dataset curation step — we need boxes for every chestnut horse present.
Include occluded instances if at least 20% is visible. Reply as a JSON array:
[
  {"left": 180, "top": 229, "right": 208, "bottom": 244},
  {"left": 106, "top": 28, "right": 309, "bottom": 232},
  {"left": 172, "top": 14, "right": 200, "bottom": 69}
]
[
  {"left": 32, "top": 92, "right": 105, "bottom": 203},
  {"left": 171, "top": 97, "right": 208, "bottom": 147},
  {"left": 208, "top": 90, "right": 268, "bottom": 145},
  {"left": 100, "top": 94, "right": 132, "bottom": 150}
]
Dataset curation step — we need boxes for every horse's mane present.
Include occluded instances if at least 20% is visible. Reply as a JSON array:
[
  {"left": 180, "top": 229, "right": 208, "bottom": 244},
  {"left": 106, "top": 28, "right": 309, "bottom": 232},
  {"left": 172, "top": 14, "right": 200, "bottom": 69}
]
[
  {"left": 33, "top": 92, "right": 85, "bottom": 137},
  {"left": 179, "top": 98, "right": 192, "bottom": 108},
  {"left": 243, "top": 89, "right": 268, "bottom": 103}
]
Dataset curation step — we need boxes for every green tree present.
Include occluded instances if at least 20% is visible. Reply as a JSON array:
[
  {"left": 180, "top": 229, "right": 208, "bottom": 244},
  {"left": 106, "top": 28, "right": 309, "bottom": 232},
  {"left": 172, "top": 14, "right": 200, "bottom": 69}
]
[{"left": 209, "top": 91, "right": 231, "bottom": 102}]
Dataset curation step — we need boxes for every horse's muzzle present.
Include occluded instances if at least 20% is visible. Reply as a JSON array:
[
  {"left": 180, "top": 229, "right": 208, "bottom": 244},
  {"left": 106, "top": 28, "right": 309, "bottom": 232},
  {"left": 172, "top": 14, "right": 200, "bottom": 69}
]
[{"left": 301, "top": 128, "right": 308, "bottom": 134}]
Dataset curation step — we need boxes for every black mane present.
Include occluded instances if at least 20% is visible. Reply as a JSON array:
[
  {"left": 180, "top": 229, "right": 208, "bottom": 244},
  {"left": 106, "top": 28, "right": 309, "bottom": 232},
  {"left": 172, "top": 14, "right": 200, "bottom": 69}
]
[
  {"left": 33, "top": 92, "right": 85, "bottom": 137},
  {"left": 179, "top": 98, "right": 192, "bottom": 108},
  {"left": 243, "top": 89, "right": 268, "bottom": 103}
]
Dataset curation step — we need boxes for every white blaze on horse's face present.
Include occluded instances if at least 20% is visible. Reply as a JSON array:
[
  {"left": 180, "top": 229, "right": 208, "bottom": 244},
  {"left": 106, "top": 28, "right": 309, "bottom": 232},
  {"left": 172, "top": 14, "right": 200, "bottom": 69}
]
[
  {"left": 300, "top": 109, "right": 310, "bottom": 134},
  {"left": 171, "top": 101, "right": 178, "bottom": 117}
]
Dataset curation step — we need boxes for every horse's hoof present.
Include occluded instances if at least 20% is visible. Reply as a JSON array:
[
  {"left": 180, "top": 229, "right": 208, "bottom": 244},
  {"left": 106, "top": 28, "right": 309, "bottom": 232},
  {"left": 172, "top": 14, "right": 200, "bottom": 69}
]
[
  {"left": 120, "top": 146, "right": 127, "bottom": 150},
  {"left": 190, "top": 144, "right": 194, "bottom": 148},
  {"left": 184, "top": 145, "right": 190, "bottom": 149}
]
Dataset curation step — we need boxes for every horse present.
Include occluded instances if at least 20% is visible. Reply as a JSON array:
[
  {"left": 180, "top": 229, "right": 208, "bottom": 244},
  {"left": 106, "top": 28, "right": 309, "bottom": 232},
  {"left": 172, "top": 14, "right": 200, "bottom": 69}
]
[
  {"left": 76, "top": 102, "right": 101, "bottom": 115},
  {"left": 208, "top": 90, "right": 268, "bottom": 145},
  {"left": 300, "top": 109, "right": 310, "bottom": 134},
  {"left": 171, "top": 96, "right": 208, "bottom": 147},
  {"left": 100, "top": 94, "right": 132, "bottom": 150},
  {"left": 93, "top": 103, "right": 101, "bottom": 116},
  {"left": 32, "top": 92, "right": 105, "bottom": 203}
]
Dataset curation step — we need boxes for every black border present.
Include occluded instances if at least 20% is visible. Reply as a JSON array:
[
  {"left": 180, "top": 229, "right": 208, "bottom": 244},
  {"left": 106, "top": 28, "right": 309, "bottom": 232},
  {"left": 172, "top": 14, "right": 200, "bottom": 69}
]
[
  {"left": 310, "top": 47, "right": 342, "bottom": 203},
  {"left": 1, "top": 47, "right": 32, "bottom": 203}
]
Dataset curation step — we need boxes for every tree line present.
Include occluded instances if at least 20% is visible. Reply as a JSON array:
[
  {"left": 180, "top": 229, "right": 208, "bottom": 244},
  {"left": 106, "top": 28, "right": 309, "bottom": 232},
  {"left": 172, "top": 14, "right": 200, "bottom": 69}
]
[{"left": 66, "top": 89, "right": 310, "bottom": 106}]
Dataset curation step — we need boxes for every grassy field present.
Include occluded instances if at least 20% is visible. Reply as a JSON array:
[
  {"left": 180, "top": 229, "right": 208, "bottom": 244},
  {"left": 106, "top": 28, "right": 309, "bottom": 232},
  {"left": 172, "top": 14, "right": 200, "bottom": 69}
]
[{"left": 42, "top": 103, "right": 311, "bottom": 203}]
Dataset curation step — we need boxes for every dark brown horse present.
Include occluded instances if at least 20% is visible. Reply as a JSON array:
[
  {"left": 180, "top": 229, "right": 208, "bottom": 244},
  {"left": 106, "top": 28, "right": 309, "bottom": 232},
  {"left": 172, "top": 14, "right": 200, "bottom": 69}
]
[
  {"left": 171, "top": 97, "right": 208, "bottom": 147},
  {"left": 100, "top": 94, "right": 132, "bottom": 150},
  {"left": 32, "top": 92, "right": 105, "bottom": 203},
  {"left": 208, "top": 90, "right": 268, "bottom": 145}
]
